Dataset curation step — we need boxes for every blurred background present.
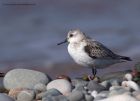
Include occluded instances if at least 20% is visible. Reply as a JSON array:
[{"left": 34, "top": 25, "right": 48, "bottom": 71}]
[{"left": 0, "top": 0, "right": 140, "bottom": 78}]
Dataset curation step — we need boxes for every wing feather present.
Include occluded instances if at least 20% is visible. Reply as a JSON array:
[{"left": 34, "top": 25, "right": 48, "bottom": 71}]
[{"left": 84, "top": 40, "right": 118, "bottom": 59}]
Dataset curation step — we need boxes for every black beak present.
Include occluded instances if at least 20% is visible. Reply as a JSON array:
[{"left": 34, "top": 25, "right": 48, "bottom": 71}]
[{"left": 57, "top": 39, "right": 67, "bottom": 45}]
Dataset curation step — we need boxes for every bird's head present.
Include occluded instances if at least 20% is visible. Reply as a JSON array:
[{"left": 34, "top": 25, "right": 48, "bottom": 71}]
[{"left": 57, "top": 29, "right": 86, "bottom": 45}]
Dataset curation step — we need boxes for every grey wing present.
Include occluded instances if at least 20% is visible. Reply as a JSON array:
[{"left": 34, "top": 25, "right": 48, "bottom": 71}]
[{"left": 84, "top": 40, "right": 118, "bottom": 59}]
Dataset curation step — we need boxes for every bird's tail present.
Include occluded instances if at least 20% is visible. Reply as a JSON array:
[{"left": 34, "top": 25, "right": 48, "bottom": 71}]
[{"left": 119, "top": 56, "right": 132, "bottom": 61}]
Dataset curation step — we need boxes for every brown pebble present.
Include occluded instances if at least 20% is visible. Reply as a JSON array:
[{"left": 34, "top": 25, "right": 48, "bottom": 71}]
[
  {"left": 56, "top": 75, "right": 71, "bottom": 82},
  {"left": 8, "top": 88, "right": 24, "bottom": 99}
]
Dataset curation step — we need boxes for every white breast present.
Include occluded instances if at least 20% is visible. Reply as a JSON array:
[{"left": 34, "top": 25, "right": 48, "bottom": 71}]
[{"left": 68, "top": 42, "right": 93, "bottom": 66}]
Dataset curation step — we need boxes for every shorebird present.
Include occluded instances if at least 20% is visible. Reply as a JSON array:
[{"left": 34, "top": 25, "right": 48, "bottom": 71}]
[{"left": 57, "top": 29, "right": 131, "bottom": 77}]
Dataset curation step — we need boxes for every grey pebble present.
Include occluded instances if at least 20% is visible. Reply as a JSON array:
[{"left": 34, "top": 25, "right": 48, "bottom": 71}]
[
  {"left": 97, "top": 91, "right": 109, "bottom": 98},
  {"left": 17, "top": 90, "right": 35, "bottom": 101},
  {"left": 42, "top": 95, "right": 68, "bottom": 101},
  {"left": 72, "top": 84, "right": 87, "bottom": 93},
  {"left": 67, "top": 91, "right": 85, "bottom": 101},
  {"left": 0, "top": 93, "right": 14, "bottom": 101},
  {"left": 42, "top": 95, "right": 54, "bottom": 101},
  {"left": 109, "top": 79, "right": 121, "bottom": 86},
  {"left": 87, "top": 80, "right": 106, "bottom": 92},
  {"left": 71, "top": 79, "right": 88, "bottom": 87},
  {"left": 100, "top": 80, "right": 111, "bottom": 90},
  {"left": 4, "top": 69, "right": 50, "bottom": 90},
  {"left": 36, "top": 88, "right": 62, "bottom": 100},
  {"left": 85, "top": 94, "right": 94, "bottom": 101},
  {"left": 94, "top": 96, "right": 107, "bottom": 101},
  {"left": 34, "top": 83, "right": 46, "bottom": 93},
  {"left": 53, "top": 95, "right": 69, "bottom": 101}
]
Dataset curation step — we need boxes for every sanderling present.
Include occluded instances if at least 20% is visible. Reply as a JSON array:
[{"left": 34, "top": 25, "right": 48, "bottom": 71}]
[{"left": 57, "top": 29, "right": 131, "bottom": 77}]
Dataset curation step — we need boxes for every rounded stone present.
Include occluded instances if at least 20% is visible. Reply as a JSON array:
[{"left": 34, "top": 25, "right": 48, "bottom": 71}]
[
  {"left": 124, "top": 73, "right": 133, "bottom": 81},
  {"left": 0, "top": 93, "right": 14, "bottom": 101},
  {"left": 42, "top": 95, "right": 68, "bottom": 101},
  {"left": 85, "top": 94, "right": 94, "bottom": 101},
  {"left": 71, "top": 79, "right": 88, "bottom": 87},
  {"left": 42, "top": 95, "right": 53, "bottom": 101},
  {"left": 109, "top": 86, "right": 130, "bottom": 96},
  {"left": 8, "top": 88, "right": 24, "bottom": 99},
  {"left": 98, "top": 94, "right": 138, "bottom": 101},
  {"left": 36, "top": 88, "right": 62, "bottom": 100},
  {"left": 122, "top": 81, "right": 140, "bottom": 91},
  {"left": 4, "top": 69, "right": 49, "bottom": 90},
  {"left": 100, "top": 80, "right": 111, "bottom": 89},
  {"left": 133, "top": 91, "right": 140, "bottom": 100},
  {"left": 110, "top": 79, "right": 120, "bottom": 86},
  {"left": 34, "top": 83, "right": 46, "bottom": 93},
  {"left": 67, "top": 91, "right": 85, "bottom": 101},
  {"left": 97, "top": 91, "right": 109, "bottom": 98},
  {"left": 46, "top": 79, "right": 72, "bottom": 95},
  {"left": 87, "top": 80, "right": 106, "bottom": 92},
  {"left": 72, "top": 84, "right": 86, "bottom": 92},
  {"left": 17, "top": 90, "right": 35, "bottom": 101},
  {"left": 53, "top": 95, "right": 68, "bottom": 101}
]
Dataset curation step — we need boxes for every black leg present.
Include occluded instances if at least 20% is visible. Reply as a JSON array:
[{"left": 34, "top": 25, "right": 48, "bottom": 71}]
[{"left": 92, "top": 68, "right": 97, "bottom": 77}]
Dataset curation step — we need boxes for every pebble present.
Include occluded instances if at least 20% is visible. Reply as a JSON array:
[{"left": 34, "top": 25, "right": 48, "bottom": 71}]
[
  {"left": 17, "top": 90, "right": 35, "bottom": 101},
  {"left": 71, "top": 78, "right": 88, "bottom": 87},
  {"left": 4, "top": 69, "right": 50, "bottom": 90},
  {"left": 67, "top": 91, "right": 85, "bottom": 101},
  {"left": 34, "top": 83, "right": 46, "bottom": 93},
  {"left": 42, "top": 95, "right": 53, "bottom": 101},
  {"left": 132, "top": 91, "right": 140, "bottom": 100},
  {"left": 92, "top": 91, "right": 109, "bottom": 101},
  {"left": 98, "top": 94, "right": 139, "bottom": 101},
  {"left": 94, "top": 96, "right": 107, "bottom": 101},
  {"left": 85, "top": 94, "right": 94, "bottom": 101},
  {"left": 42, "top": 95, "right": 68, "bottom": 101},
  {"left": 72, "top": 84, "right": 86, "bottom": 92},
  {"left": 36, "top": 88, "right": 62, "bottom": 100},
  {"left": 122, "top": 81, "right": 140, "bottom": 91},
  {"left": 109, "top": 86, "right": 130, "bottom": 96},
  {"left": 8, "top": 88, "right": 24, "bottom": 99},
  {"left": 53, "top": 95, "right": 69, "bottom": 101},
  {"left": 124, "top": 73, "right": 133, "bottom": 81},
  {"left": 109, "top": 79, "right": 120, "bottom": 86},
  {"left": 91, "top": 90, "right": 98, "bottom": 98},
  {"left": 0, "top": 93, "right": 14, "bottom": 101},
  {"left": 57, "top": 75, "right": 71, "bottom": 82},
  {"left": 97, "top": 91, "right": 109, "bottom": 98},
  {"left": 100, "top": 80, "right": 111, "bottom": 89},
  {"left": 47, "top": 79, "right": 72, "bottom": 95},
  {"left": 87, "top": 80, "right": 106, "bottom": 92}
]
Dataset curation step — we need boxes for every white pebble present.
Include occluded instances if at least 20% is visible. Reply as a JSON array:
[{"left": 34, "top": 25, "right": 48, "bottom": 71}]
[
  {"left": 46, "top": 79, "right": 72, "bottom": 95},
  {"left": 98, "top": 94, "right": 138, "bottom": 101},
  {"left": 91, "top": 90, "right": 98, "bottom": 98},
  {"left": 124, "top": 73, "right": 133, "bottom": 81},
  {"left": 122, "top": 81, "right": 140, "bottom": 91}
]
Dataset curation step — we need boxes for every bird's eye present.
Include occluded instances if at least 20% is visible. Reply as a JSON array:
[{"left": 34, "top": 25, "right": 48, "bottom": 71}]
[{"left": 69, "top": 34, "right": 73, "bottom": 37}]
